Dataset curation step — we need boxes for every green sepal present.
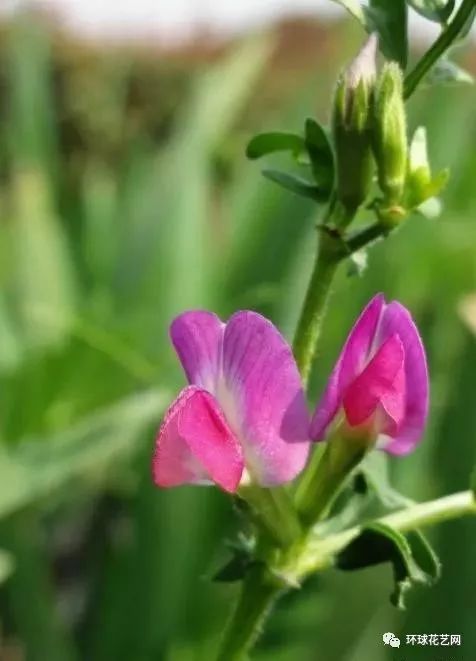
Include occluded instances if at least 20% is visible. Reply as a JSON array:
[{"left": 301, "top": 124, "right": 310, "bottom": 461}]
[{"left": 246, "top": 131, "right": 305, "bottom": 160}]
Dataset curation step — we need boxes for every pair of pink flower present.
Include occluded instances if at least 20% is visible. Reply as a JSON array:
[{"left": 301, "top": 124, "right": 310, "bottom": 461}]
[{"left": 153, "top": 294, "right": 428, "bottom": 493}]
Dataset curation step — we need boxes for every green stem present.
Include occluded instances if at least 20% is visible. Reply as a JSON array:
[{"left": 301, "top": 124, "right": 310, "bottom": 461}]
[
  {"left": 380, "top": 489, "right": 476, "bottom": 532},
  {"left": 220, "top": 490, "right": 476, "bottom": 655},
  {"left": 404, "top": 0, "right": 476, "bottom": 99},
  {"left": 345, "top": 221, "right": 388, "bottom": 254},
  {"left": 292, "top": 231, "right": 341, "bottom": 386},
  {"left": 282, "top": 490, "right": 476, "bottom": 582},
  {"left": 216, "top": 566, "right": 283, "bottom": 661}
]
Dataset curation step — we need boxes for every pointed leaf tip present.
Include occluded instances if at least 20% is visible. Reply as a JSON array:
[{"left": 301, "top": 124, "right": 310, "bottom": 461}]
[
  {"left": 246, "top": 132, "right": 305, "bottom": 160},
  {"left": 262, "top": 169, "right": 329, "bottom": 202}
]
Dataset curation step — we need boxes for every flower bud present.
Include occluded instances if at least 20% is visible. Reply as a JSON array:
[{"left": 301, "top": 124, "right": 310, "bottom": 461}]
[
  {"left": 332, "top": 35, "right": 377, "bottom": 220},
  {"left": 373, "top": 63, "right": 408, "bottom": 205}
]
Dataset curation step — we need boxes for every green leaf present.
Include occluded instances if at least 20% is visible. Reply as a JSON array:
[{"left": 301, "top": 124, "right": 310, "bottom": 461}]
[
  {"left": 246, "top": 132, "right": 305, "bottom": 160},
  {"left": 358, "top": 453, "right": 413, "bottom": 509},
  {"left": 336, "top": 521, "right": 434, "bottom": 608},
  {"left": 366, "top": 0, "right": 408, "bottom": 68},
  {"left": 331, "top": 0, "right": 366, "bottom": 23},
  {"left": 304, "top": 118, "right": 334, "bottom": 194},
  {"left": 407, "top": 0, "right": 455, "bottom": 23},
  {"left": 262, "top": 169, "right": 328, "bottom": 202},
  {"left": 459, "top": 5, "right": 476, "bottom": 39},
  {"left": 315, "top": 455, "right": 409, "bottom": 537},
  {"left": 429, "top": 58, "right": 474, "bottom": 86},
  {"left": 407, "top": 530, "right": 441, "bottom": 583}
]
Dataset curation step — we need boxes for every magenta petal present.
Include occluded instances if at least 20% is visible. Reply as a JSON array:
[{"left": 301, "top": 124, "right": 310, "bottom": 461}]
[
  {"left": 170, "top": 311, "right": 224, "bottom": 390},
  {"left": 377, "top": 302, "right": 429, "bottom": 455},
  {"left": 310, "top": 294, "right": 385, "bottom": 441},
  {"left": 343, "top": 334, "right": 405, "bottom": 434},
  {"left": 221, "top": 311, "right": 310, "bottom": 486},
  {"left": 152, "top": 386, "right": 244, "bottom": 493}
]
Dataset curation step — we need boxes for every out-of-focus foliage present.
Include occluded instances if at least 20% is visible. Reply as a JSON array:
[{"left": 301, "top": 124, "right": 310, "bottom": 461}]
[{"left": 0, "top": 9, "right": 475, "bottom": 661}]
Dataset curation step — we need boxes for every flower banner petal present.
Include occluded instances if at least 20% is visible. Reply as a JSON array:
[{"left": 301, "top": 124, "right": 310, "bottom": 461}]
[
  {"left": 221, "top": 311, "right": 310, "bottom": 486},
  {"left": 170, "top": 311, "right": 224, "bottom": 391}
]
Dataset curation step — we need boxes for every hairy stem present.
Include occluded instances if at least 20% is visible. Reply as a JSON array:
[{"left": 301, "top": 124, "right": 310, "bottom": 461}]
[
  {"left": 292, "top": 231, "right": 341, "bottom": 385},
  {"left": 216, "top": 566, "right": 283, "bottom": 661},
  {"left": 282, "top": 490, "right": 476, "bottom": 582},
  {"left": 404, "top": 0, "right": 476, "bottom": 99}
]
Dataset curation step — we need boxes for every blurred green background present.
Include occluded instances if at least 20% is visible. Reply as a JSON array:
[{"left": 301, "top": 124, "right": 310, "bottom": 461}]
[{"left": 0, "top": 8, "right": 475, "bottom": 661}]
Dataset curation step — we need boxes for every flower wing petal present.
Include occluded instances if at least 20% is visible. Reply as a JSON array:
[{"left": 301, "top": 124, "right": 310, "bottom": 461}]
[
  {"left": 222, "top": 311, "right": 310, "bottom": 486},
  {"left": 377, "top": 301, "right": 429, "bottom": 455},
  {"left": 152, "top": 386, "right": 244, "bottom": 493},
  {"left": 310, "top": 293, "right": 385, "bottom": 440},
  {"left": 170, "top": 311, "right": 225, "bottom": 390}
]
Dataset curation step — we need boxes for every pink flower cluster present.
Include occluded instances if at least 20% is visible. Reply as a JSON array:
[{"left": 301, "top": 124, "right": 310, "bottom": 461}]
[{"left": 153, "top": 294, "right": 428, "bottom": 493}]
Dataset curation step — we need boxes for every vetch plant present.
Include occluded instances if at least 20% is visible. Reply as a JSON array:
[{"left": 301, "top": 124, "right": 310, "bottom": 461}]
[{"left": 153, "top": 2, "right": 476, "bottom": 659}]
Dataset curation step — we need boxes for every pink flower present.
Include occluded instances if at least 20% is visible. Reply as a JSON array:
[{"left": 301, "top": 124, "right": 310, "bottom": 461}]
[
  {"left": 311, "top": 294, "right": 429, "bottom": 454},
  {"left": 153, "top": 311, "right": 310, "bottom": 493}
]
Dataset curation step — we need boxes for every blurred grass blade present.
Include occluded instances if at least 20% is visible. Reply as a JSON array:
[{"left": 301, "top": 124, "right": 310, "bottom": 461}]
[
  {"left": 0, "top": 293, "right": 22, "bottom": 372},
  {"left": 0, "top": 547, "right": 14, "bottom": 584},
  {"left": 9, "top": 168, "right": 77, "bottom": 349},
  {"left": 0, "top": 390, "right": 168, "bottom": 519}
]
